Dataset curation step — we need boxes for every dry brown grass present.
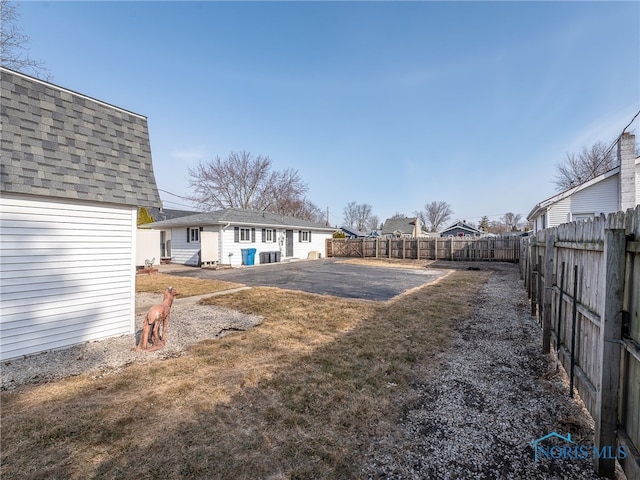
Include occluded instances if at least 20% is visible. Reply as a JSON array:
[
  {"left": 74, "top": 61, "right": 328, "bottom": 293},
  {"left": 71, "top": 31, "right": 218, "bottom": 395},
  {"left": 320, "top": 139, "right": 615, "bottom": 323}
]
[
  {"left": 135, "top": 272, "right": 243, "bottom": 296},
  {"left": 336, "top": 257, "right": 434, "bottom": 269},
  {"left": 1, "top": 269, "right": 490, "bottom": 479}
]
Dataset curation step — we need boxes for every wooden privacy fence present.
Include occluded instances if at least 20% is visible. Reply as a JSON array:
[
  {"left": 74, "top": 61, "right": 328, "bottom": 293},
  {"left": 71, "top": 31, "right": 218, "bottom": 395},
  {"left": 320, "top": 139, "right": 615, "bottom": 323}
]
[
  {"left": 521, "top": 205, "right": 640, "bottom": 479},
  {"left": 327, "top": 236, "right": 520, "bottom": 262}
]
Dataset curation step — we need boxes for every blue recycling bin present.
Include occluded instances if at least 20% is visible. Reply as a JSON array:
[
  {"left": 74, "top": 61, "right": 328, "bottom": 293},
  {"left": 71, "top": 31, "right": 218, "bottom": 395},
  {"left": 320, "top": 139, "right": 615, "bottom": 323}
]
[{"left": 246, "top": 248, "right": 256, "bottom": 266}]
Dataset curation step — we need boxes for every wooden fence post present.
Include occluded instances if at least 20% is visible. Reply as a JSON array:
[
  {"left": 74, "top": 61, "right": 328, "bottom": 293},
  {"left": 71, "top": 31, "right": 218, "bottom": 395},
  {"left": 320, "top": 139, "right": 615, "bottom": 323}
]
[
  {"left": 594, "top": 227, "right": 626, "bottom": 477},
  {"left": 543, "top": 234, "right": 555, "bottom": 353}
]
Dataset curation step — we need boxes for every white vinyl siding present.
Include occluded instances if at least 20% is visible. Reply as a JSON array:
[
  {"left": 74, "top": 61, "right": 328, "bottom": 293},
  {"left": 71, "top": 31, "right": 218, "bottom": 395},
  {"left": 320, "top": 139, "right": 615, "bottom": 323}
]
[
  {"left": 169, "top": 227, "right": 201, "bottom": 266},
  {"left": 214, "top": 226, "right": 332, "bottom": 266},
  {"left": 292, "top": 230, "right": 330, "bottom": 259},
  {"left": 0, "top": 194, "right": 136, "bottom": 361},
  {"left": 221, "top": 226, "right": 252, "bottom": 266},
  {"left": 547, "top": 197, "right": 571, "bottom": 227},
  {"left": 135, "top": 229, "right": 162, "bottom": 267},
  {"left": 569, "top": 175, "right": 619, "bottom": 216}
]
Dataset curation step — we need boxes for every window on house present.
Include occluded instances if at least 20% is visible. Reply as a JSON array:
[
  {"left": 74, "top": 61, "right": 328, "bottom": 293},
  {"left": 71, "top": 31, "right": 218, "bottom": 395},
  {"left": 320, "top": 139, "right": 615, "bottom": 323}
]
[
  {"left": 263, "top": 228, "right": 276, "bottom": 242},
  {"left": 572, "top": 213, "right": 594, "bottom": 222},
  {"left": 299, "top": 230, "right": 311, "bottom": 242},
  {"left": 240, "top": 227, "right": 252, "bottom": 242},
  {"left": 234, "top": 227, "right": 255, "bottom": 242}
]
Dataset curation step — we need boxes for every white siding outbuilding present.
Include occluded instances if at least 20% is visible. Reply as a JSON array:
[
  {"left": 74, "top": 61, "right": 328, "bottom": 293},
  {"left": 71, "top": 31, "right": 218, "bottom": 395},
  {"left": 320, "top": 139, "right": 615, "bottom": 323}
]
[{"left": 0, "top": 67, "right": 160, "bottom": 361}]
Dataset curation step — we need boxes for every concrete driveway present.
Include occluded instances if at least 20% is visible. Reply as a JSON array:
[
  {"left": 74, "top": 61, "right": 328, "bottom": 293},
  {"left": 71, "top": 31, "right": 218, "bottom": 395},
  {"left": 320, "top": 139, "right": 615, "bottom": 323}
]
[{"left": 165, "top": 259, "right": 450, "bottom": 301}]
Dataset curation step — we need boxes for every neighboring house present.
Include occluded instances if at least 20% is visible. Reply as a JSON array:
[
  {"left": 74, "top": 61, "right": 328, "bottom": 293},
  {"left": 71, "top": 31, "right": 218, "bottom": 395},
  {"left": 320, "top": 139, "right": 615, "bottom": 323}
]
[
  {"left": 141, "top": 208, "right": 335, "bottom": 267},
  {"left": 528, "top": 132, "right": 639, "bottom": 232},
  {"left": 440, "top": 220, "right": 485, "bottom": 237},
  {"left": 381, "top": 217, "right": 426, "bottom": 238},
  {"left": 339, "top": 226, "right": 367, "bottom": 238},
  {"left": 0, "top": 67, "right": 161, "bottom": 361},
  {"left": 136, "top": 207, "right": 201, "bottom": 266}
]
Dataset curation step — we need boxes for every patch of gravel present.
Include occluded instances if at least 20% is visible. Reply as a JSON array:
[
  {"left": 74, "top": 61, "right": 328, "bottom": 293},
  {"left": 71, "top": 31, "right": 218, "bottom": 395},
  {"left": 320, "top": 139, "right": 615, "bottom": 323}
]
[
  {"left": 1, "top": 296, "right": 263, "bottom": 391},
  {"left": 364, "top": 263, "right": 622, "bottom": 480}
]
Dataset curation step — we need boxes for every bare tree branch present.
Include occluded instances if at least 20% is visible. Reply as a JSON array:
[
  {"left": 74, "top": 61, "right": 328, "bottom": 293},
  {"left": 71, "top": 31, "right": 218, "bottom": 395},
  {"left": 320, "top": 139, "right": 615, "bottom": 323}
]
[
  {"left": 186, "top": 151, "right": 320, "bottom": 220},
  {"left": 342, "top": 202, "right": 373, "bottom": 232},
  {"left": 418, "top": 201, "right": 453, "bottom": 232},
  {"left": 0, "top": 0, "right": 50, "bottom": 79},
  {"left": 553, "top": 141, "right": 617, "bottom": 191}
]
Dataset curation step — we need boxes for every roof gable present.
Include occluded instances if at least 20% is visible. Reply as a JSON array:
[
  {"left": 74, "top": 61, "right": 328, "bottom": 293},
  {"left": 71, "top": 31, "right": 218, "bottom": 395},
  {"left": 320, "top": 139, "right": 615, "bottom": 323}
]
[
  {"left": 0, "top": 67, "right": 160, "bottom": 208},
  {"left": 441, "top": 221, "right": 483, "bottom": 235},
  {"left": 526, "top": 167, "right": 621, "bottom": 220},
  {"left": 381, "top": 217, "right": 417, "bottom": 235}
]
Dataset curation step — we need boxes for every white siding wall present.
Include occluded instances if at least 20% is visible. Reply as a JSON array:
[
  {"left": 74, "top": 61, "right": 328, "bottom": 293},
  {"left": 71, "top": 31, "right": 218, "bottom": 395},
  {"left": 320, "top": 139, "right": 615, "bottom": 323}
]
[
  {"left": 169, "top": 227, "right": 201, "bottom": 266},
  {"left": 569, "top": 175, "right": 619, "bottom": 218},
  {"left": 135, "top": 229, "right": 161, "bottom": 267},
  {"left": 219, "top": 226, "right": 259, "bottom": 266},
  {"left": 547, "top": 197, "right": 571, "bottom": 228},
  {"left": 0, "top": 194, "right": 136, "bottom": 361},
  {"left": 292, "top": 229, "right": 331, "bottom": 259},
  {"left": 218, "top": 226, "right": 332, "bottom": 266}
]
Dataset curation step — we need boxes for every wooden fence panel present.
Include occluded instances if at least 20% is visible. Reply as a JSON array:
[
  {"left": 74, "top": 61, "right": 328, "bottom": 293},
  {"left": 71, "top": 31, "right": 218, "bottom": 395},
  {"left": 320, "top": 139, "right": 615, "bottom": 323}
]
[
  {"left": 522, "top": 205, "right": 640, "bottom": 479},
  {"left": 327, "top": 236, "right": 522, "bottom": 263},
  {"left": 619, "top": 209, "right": 640, "bottom": 480}
]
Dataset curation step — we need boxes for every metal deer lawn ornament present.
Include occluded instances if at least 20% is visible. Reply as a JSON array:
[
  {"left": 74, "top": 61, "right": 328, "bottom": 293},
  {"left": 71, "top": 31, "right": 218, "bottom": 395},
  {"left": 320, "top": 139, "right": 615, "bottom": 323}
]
[{"left": 136, "top": 286, "right": 179, "bottom": 352}]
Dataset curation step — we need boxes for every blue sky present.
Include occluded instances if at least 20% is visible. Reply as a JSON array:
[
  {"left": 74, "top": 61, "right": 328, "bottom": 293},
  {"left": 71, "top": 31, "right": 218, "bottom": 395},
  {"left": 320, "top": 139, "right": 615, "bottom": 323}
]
[{"left": 17, "top": 1, "right": 640, "bottom": 227}]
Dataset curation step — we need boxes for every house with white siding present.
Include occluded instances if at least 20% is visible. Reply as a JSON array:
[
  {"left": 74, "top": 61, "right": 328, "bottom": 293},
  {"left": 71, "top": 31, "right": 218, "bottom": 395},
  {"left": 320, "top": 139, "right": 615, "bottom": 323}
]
[
  {"left": 141, "top": 208, "right": 335, "bottom": 267},
  {"left": 0, "top": 67, "right": 161, "bottom": 361},
  {"left": 527, "top": 132, "right": 639, "bottom": 232}
]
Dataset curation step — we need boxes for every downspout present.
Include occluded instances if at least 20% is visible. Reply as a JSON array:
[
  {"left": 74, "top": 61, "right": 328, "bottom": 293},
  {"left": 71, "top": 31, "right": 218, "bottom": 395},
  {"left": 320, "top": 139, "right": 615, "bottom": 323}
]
[{"left": 221, "top": 222, "right": 231, "bottom": 265}]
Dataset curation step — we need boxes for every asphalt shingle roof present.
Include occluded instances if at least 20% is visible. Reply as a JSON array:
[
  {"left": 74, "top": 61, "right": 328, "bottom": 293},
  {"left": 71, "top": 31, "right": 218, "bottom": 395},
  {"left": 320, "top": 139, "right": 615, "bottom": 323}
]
[
  {"left": 142, "top": 207, "right": 335, "bottom": 231},
  {"left": 381, "top": 217, "right": 417, "bottom": 235},
  {"left": 0, "top": 67, "right": 161, "bottom": 208}
]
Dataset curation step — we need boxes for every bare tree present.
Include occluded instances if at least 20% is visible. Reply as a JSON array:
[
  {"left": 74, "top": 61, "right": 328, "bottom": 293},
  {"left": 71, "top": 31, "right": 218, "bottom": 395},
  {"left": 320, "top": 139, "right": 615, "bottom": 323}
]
[
  {"left": 501, "top": 212, "right": 523, "bottom": 232},
  {"left": 554, "top": 141, "right": 617, "bottom": 191},
  {"left": 0, "top": 0, "right": 49, "bottom": 79},
  {"left": 366, "top": 215, "right": 380, "bottom": 232},
  {"left": 342, "top": 202, "right": 373, "bottom": 232},
  {"left": 187, "top": 151, "right": 314, "bottom": 218},
  {"left": 488, "top": 220, "right": 508, "bottom": 235},
  {"left": 417, "top": 201, "right": 453, "bottom": 232},
  {"left": 277, "top": 197, "right": 325, "bottom": 224}
]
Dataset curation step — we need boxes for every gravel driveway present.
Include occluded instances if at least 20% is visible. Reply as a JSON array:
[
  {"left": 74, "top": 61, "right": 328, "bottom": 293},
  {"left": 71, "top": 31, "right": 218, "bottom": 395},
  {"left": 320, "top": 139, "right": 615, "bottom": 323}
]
[{"left": 364, "top": 263, "right": 612, "bottom": 479}]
